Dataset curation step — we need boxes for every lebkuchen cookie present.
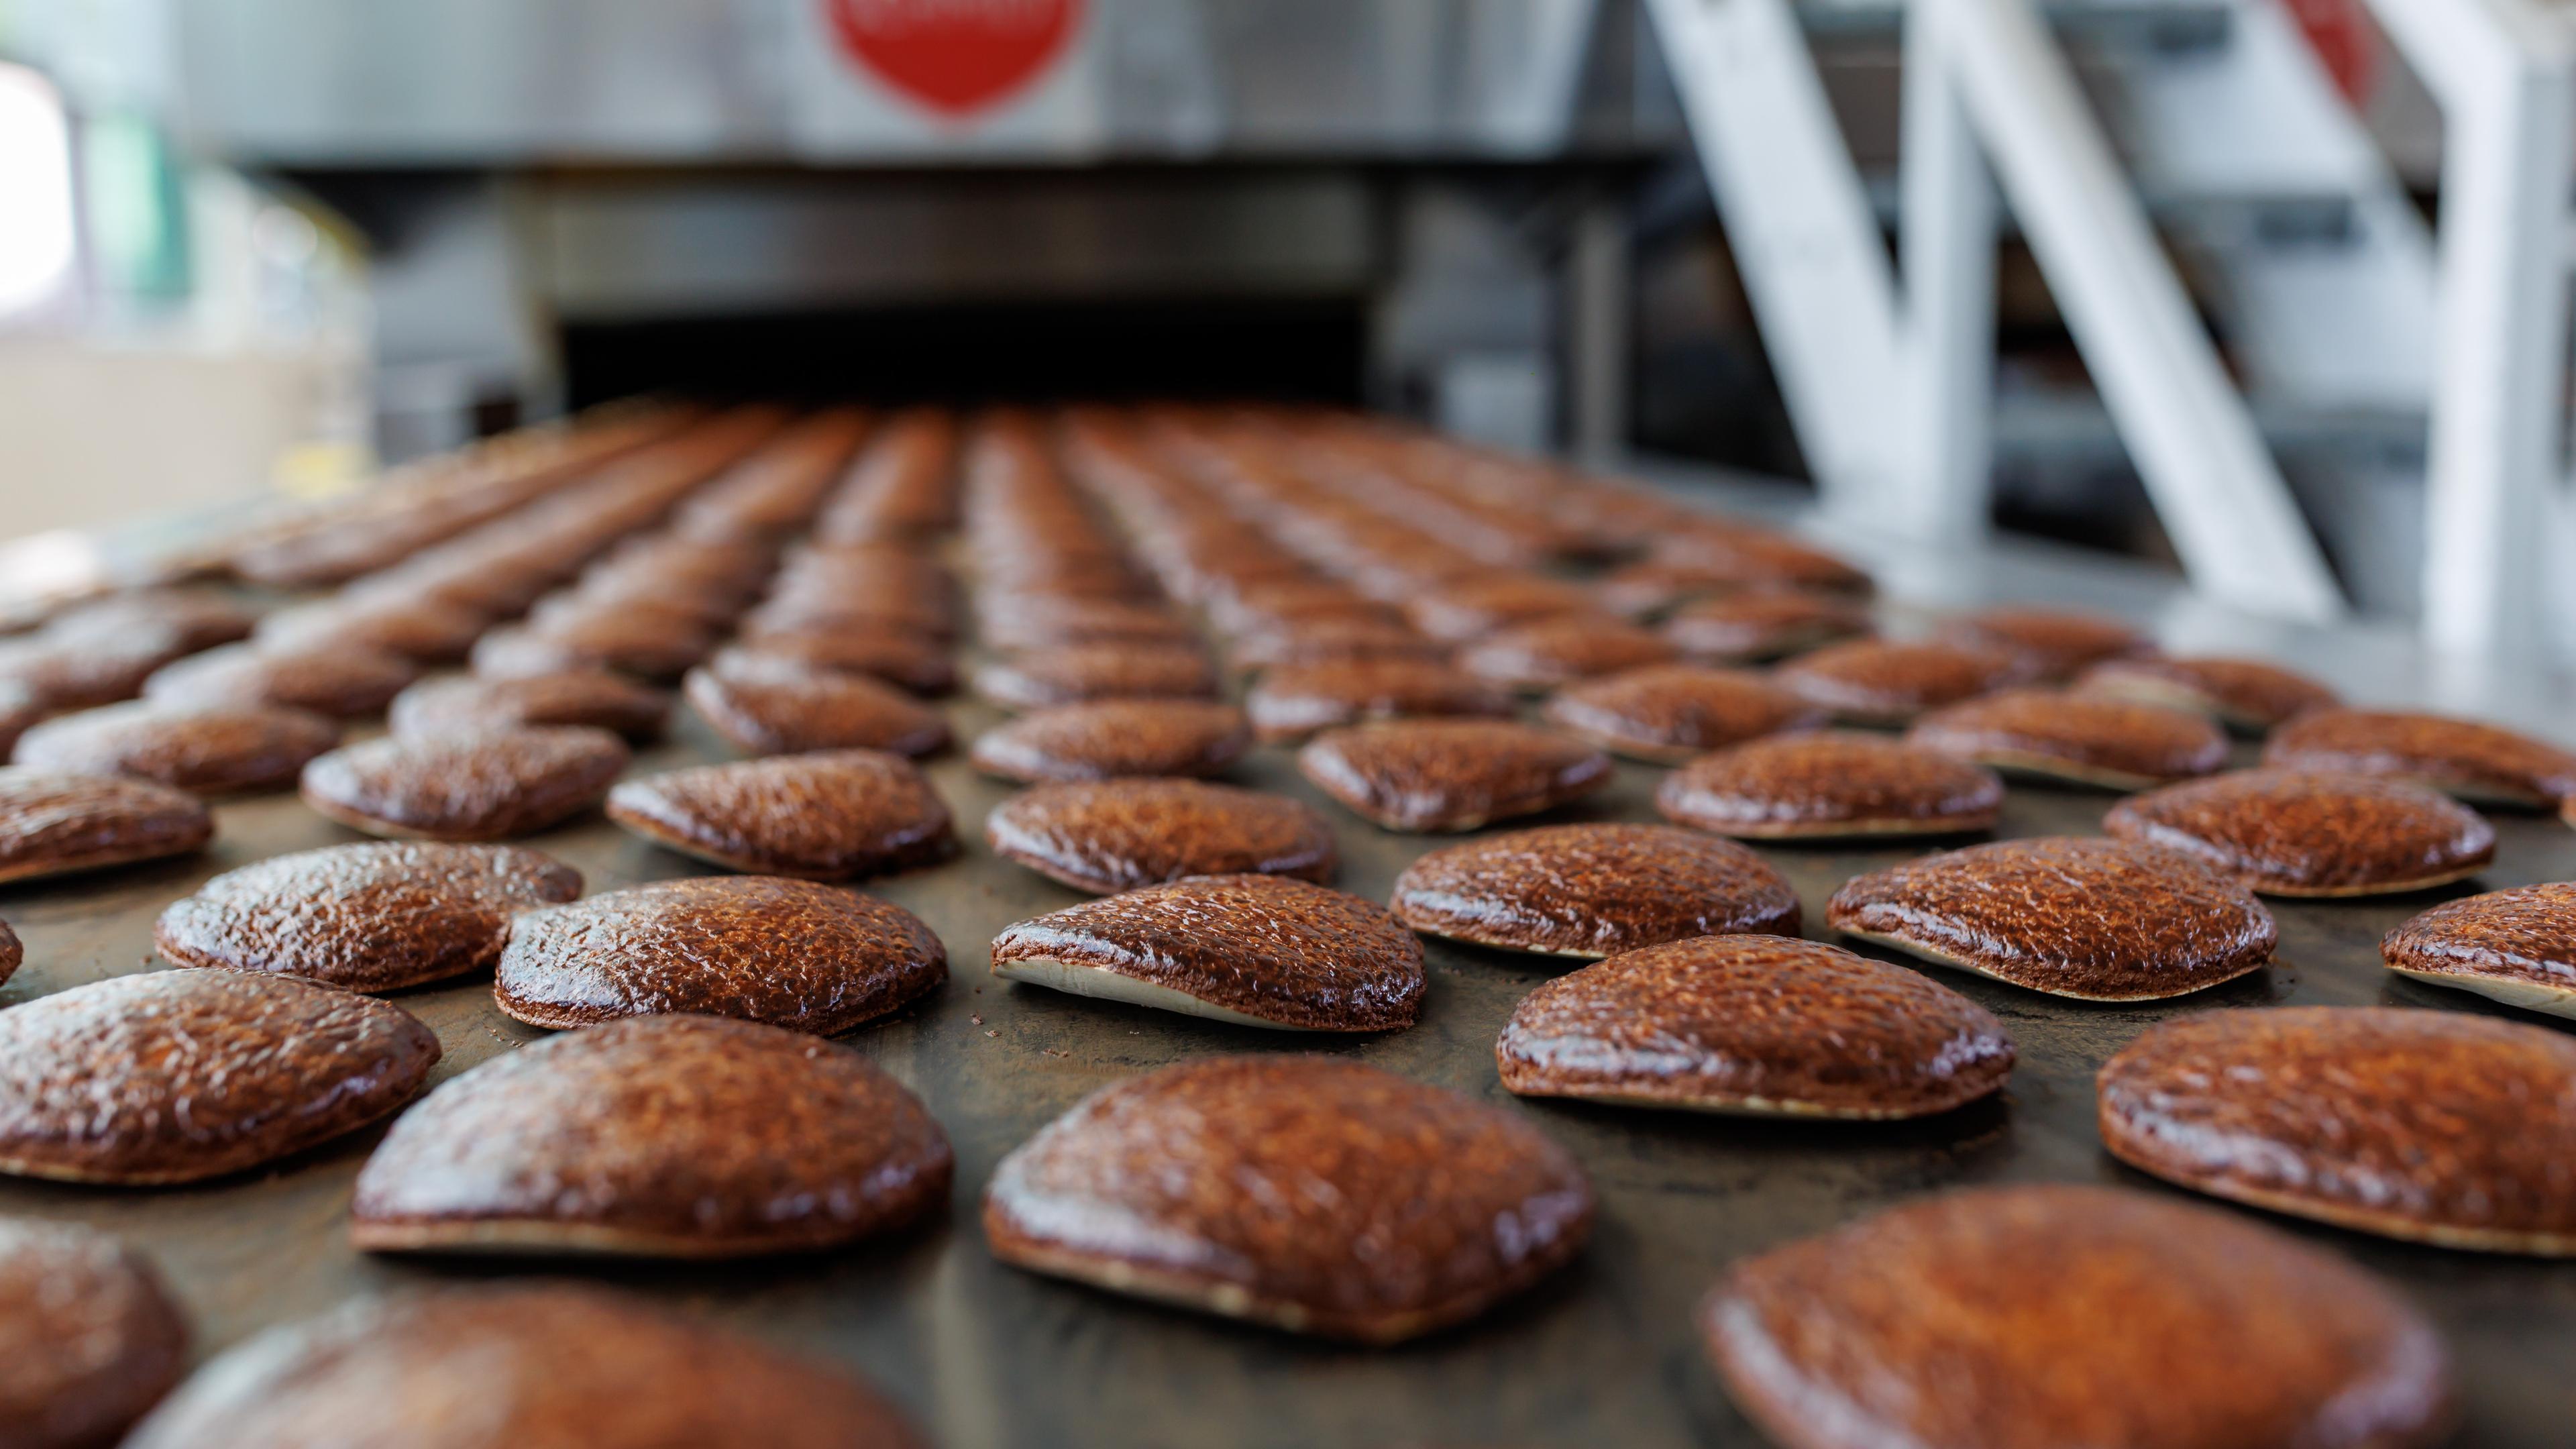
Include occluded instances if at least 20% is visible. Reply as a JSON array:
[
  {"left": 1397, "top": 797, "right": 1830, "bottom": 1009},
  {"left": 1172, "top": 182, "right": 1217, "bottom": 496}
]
[
  {"left": 606, "top": 751, "right": 955, "bottom": 880},
  {"left": 1773, "top": 639, "right": 2028, "bottom": 726},
  {"left": 1225, "top": 619, "right": 1447, "bottom": 671},
  {"left": 984, "top": 1055, "right": 1591, "bottom": 1342},
  {"left": 985, "top": 779, "right": 1337, "bottom": 895},
  {"left": 0, "top": 971, "right": 437, "bottom": 1184},
  {"left": 968, "top": 699, "right": 1250, "bottom": 783},
  {"left": 0, "top": 768, "right": 213, "bottom": 884},
  {"left": 1828, "top": 837, "right": 2276, "bottom": 1000},
  {"left": 2076, "top": 653, "right": 2339, "bottom": 733},
  {"left": 979, "top": 597, "right": 1199, "bottom": 651},
  {"left": 2099, "top": 1007, "right": 2576, "bottom": 1254},
  {"left": 2104, "top": 769, "right": 2494, "bottom": 896},
  {"left": 141, "top": 641, "right": 419, "bottom": 719},
  {"left": 121, "top": 1285, "right": 929, "bottom": 1449},
  {"left": 1497, "top": 936, "right": 2012, "bottom": 1118},
  {"left": 1648, "top": 524, "right": 1874, "bottom": 596},
  {"left": 156, "top": 841, "right": 580, "bottom": 992},
  {"left": 2262, "top": 706, "right": 2576, "bottom": 808},
  {"left": 11, "top": 702, "right": 339, "bottom": 796},
  {"left": 352, "top": 1016, "right": 951, "bottom": 1257},
  {"left": 1298, "top": 719, "right": 1612, "bottom": 833},
  {"left": 299, "top": 727, "right": 629, "bottom": 841},
  {"left": 1390, "top": 823, "right": 1799, "bottom": 958},
  {"left": 1242, "top": 659, "right": 1515, "bottom": 743},
  {"left": 989, "top": 874, "right": 1424, "bottom": 1031},
  {"left": 1589, "top": 559, "right": 1731, "bottom": 620},
  {"left": 496, "top": 875, "right": 945, "bottom": 1035},
  {"left": 684, "top": 653, "right": 950, "bottom": 759},
  {"left": 722, "top": 628, "right": 956, "bottom": 697},
  {"left": 0, "top": 1219, "right": 189, "bottom": 1449},
  {"left": 469, "top": 616, "right": 712, "bottom": 685},
  {"left": 1658, "top": 589, "right": 1871, "bottom": 663},
  {"left": 1654, "top": 731, "right": 2002, "bottom": 840},
  {"left": 1703, "top": 1183, "right": 2455, "bottom": 1449},
  {"left": 389, "top": 670, "right": 671, "bottom": 743},
  {"left": 1904, "top": 688, "right": 2227, "bottom": 790},
  {"left": 2382, "top": 882, "right": 2576, "bottom": 1018},
  {"left": 1402, "top": 572, "right": 1595, "bottom": 642},
  {"left": 1540, "top": 664, "right": 1824, "bottom": 764},
  {"left": 0, "top": 920, "right": 17, "bottom": 986},
  {"left": 1932, "top": 606, "right": 2151, "bottom": 681},
  {"left": 971, "top": 643, "right": 1218, "bottom": 711},
  {"left": 256, "top": 596, "right": 488, "bottom": 665},
  {"left": 1455, "top": 615, "right": 1679, "bottom": 692}
]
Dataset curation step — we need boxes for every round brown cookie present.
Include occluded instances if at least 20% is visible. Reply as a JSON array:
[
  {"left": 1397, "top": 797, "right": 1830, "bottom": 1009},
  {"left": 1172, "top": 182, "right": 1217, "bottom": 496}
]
[
  {"left": 990, "top": 875, "right": 1423, "bottom": 1030},
  {"left": 0, "top": 769, "right": 213, "bottom": 884},
  {"left": 1391, "top": 823, "right": 1799, "bottom": 959},
  {"left": 256, "top": 597, "right": 488, "bottom": 663},
  {"left": 1298, "top": 720, "right": 1613, "bottom": 833},
  {"left": 352, "top": 1015, "right": 951, "bottom": 1256},
  {"left": 1205, "top": 578, "right": 1394, "bottom": 636},
  {"left": 1904, "top": 687, "right": 2229, "bottom": 789},
  {"left": 2076, "top": 653, "right": 2340, "bottom": 732},
  {"left": 0, "top": 920, "right": 17, "bottom": 983},
  {"left": 0, "top": 970, "right": 438, "bottom": 1184},
  {"left": 1933, "top": 606, "right": 2152, "bottom": 680},
  {"left": 1589, "top": 559, "right": 1734, "bottom": 619},
  {"left": 969, "top": 699, "right": 1250, "bottom": 783},
  {"left": 389, "top": 670, "right": 671, "bottom": 744},
  {"left": 0, "top": 682, "right": 38, "bottom": 761},
  {"left": 121, "top": 1285, "right": 928, "bottom": 1449},
  {"left": 141, "top": 642, "right": 418, "bottom": 719},
  {"left": 12, "top": 702, "right": 338, "bottom": 796},
  {"left": 470, "top": 617, "right": 712, "bottom": 684},
  {"left": 2263, "top": 706, "right": 2576, "bottom": 807},
  {"left": 1655, "top": 731, "right": 2002, "bottom": 839},
  {"left": 977, "top": 597, "right": 1199, "bottom": 650},
  {"left": 1498, "top": 936, "right": 2011, "bottom": 1116},
  {"left": 1828, "top": 836, "right": 2276, "bottom": 1000},
  {"left": 1243, "top": 659, "right": 1515, "bottom": 743},
  {"left": 1225, "top": 619, "right": 1447, "bottom": 671},
  {"left": 155, "top": 841, "right": 581, "bottom": 992},
  {"left": 985, "top": 779, "right": 1337, "bottom": 894},
  {"left": 720, "top": 629, "right": 956, "bottom": 696},
  {"left": 2099, "top": 1007, "right": 2576, "bottom": 1254},
  {"left": 2105, "top": 769, "right": 2494, "bottom": 897},
  {"left": 2382, "top": 882, "right": 2576, "bottom": 1018},
  {"left": 983, "top": 1055, "right": 1590, "bottom": 1342},
  {"left": 47, "top": 588, "right": 256, "bottom": 654},
  {"left": 0, "top": 1218, "right": 189, "bottom": 1449},
  {"left": 1541, "top": 664, "right": 1823, "bottom": 764},
  {"left": 1660, "top": 589, "right": 1871, "bottom": 662},
  {"left": 1703, "top": 1182, "right": 2455, "bottom": 1449},
  {"left": 1456, "top": 615, "right": 1680, "bottom": 692},
  {"left": 972, "top": 643, "right": 1218, "bottom": 711},
  {"left": 606, "top": 751, "right": 954, "bottom": 880},
  {"left": 683, "top": 655, "right": 950, "bottom": 759},
  {"left": 496, "top": 875, "right": 945, "bottom": 1034},
  {"left": 0, "top": 636, "right": 180, "bottom": 714},
  {"left": 300, "top": 727, "right": 629, "bottom": 841},
  {"left": 1774, "top": 638, "right": 2029, "bottom": 725},
  {"left": 1402, "top": 573, "right": 1596, "bottom": 643},
  {"left": 1648, "top": 526, "right": 1874, "bottom": 595}
]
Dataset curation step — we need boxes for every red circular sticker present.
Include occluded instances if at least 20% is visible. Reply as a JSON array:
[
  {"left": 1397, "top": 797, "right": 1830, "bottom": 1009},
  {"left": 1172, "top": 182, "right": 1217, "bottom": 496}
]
[{"left": 824, "top": 0, "right": 1085, "bottom": 117}]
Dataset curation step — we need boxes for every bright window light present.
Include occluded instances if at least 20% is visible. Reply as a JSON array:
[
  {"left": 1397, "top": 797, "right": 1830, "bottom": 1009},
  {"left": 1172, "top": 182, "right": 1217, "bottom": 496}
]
[{"left": 0, "top": 64, "right": 77, "bottom": 318}]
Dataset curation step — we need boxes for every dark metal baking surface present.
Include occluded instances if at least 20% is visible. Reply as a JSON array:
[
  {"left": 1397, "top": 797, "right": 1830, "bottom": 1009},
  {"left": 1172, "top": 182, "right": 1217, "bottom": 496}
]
[{"left": 7, "top": 543, "right": 2575, "bottom": 1448}]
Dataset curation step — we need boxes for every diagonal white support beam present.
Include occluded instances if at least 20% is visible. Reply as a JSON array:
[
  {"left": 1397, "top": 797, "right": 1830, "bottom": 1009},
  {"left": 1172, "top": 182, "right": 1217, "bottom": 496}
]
[{"left": 1896, "top": 0, "right": 1997, "bottom": 545}]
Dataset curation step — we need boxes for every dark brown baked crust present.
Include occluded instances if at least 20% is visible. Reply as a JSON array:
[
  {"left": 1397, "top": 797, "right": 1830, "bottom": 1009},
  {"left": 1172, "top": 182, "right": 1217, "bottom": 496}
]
[
  {"left": 351, "top": 1015, "right": 952, "bottom": 1256},
  {"left": 1224, "top": 619, "right": 1447, "bottom": 670},
  {"left": 985, "top": 780, "right": 1337, "bottom": 894},
  {"left": 2099, "top": 1006, "right": 2576, "bottom": 1253},
  {"left": 2381, "top": 881, "right": 2576, "bottom": 1016},
  {"left": 388, "top": 671, "right": 670, "bottom": 744},
  {"left": 983, "top": 1055, "right": 1590, "bottom": 1341},
  {"left": 1297, "top": 720, "right": 1612, "bottom": 833},
  {"left": 0, "top": 1218, "right": 189, "bottom": 1449},
  {"left": 605, "top": 751, "right": 955, "bottom": 880},
  {"left": 1827, "top": 837, "right": 2277, "bottom": 1000},
  {"left": 972, "top": 643, "right": 1217, "bottom": 710},
  {"left": 120, "top": 1285, "right": 928, "bottom": 1448},
  {"left": 1497, "top": 935, "right": 2011, "bottom": 1116},
  {"left": 1540, "top": 664, "right": 1824, "bottom": 763},
  {"left": 0, "top": 970, "right": 439, "bottom": 1184},
  {"left": 1391, "top": 823, "right": 1799, "bottom": 957},
  {"left": 495, "top": 875, "right": 946, "bottom": 1034},
  {"left": 1402, "top": 574, "right": 1595, "bottom": 642},
  {"left": 724, "top": 627, "right": 956, "bottom": 696},
  {"left": 1654, "top": 731, "right": 2002, "bottom": 839},
  {"left": 1704, "top": 1182, "right": 2455, "bottom": 1449},
  {"left": 0, "top": 769, "right": 213, "bottom": 884},
  {"left": 989, "top": 874, "right": 1424, "bottom": 1030},
  {"left": 1932, "top": 606, "right": 2151, "bottom": 680},
  {"left": 967, "top": 699, "right": 1250, "bottom": 782},
  {"left": 2076, "top": 654, "right": 2339, "bottom": 731},
  {"left": 1904, "top": 688, "right": 2229, "bottom": 788},
  {"left": 1659, "top": 590, "right": 1871, "bottom": 662},
  {"left": 298, "top": 727, "right": 629, "bottom": 841},
  {"left": 469, "top": 616, "right": 712, "bottom": 684},
  {"left": 683, "top": 656, "right": 950, "bottom": 758},
  {"left": 155, "top": 841, "right": 581, "bottom": 991},
  {"left": 12, "top": 702, "right": 339, "bottom": 796},
  {"left": 2261, "top": 707, "right": 2576, "bottom": 807},
  {"left": 256, "top": 596, "right": 488, "bottom": 663},
  {"left": 1774, "top": 639, "right": 2029, "bottom": 724},
  {"left": 1456, "top": 616, "right": 1679, "bottom": 691},
  {"left": 140, "top": 642, "right": 419, "bottom": 718},
  {"left": 1243, "top": 660, "right": 1515, "bottom": 743},
  {"left": 2104, "top": 768, "right": 2495, "bottom": 896}
]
